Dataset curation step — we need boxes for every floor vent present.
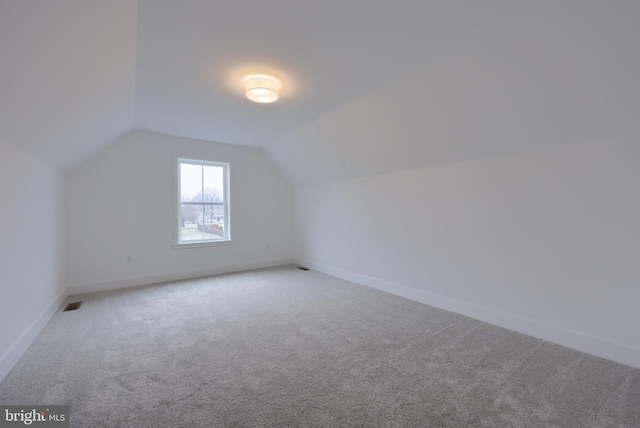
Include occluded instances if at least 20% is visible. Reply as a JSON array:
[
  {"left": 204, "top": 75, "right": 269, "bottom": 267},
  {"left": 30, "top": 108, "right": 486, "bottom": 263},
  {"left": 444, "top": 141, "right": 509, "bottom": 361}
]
[
  {"left": 64, "top": 302, "right": 82, "bottom": 312},
  {"left": 297, "top": 266, "right": 310, "bottom": 271}
]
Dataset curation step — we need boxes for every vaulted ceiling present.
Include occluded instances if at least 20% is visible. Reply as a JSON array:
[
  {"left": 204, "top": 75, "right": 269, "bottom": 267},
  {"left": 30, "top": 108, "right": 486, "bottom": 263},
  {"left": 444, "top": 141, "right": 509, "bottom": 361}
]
[
  {"left": 1, "top": 1, "right": 639, "bottom": 184},
  {"left": 0, "top": 0, "right": 137, "bottom": 171}
]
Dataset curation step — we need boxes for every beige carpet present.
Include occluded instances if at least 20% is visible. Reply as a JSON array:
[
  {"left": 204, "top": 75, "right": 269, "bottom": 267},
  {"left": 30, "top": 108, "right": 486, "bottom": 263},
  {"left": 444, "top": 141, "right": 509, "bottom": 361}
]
[{"left": 1, "top": 265, "right": 639, "bottom": 427}]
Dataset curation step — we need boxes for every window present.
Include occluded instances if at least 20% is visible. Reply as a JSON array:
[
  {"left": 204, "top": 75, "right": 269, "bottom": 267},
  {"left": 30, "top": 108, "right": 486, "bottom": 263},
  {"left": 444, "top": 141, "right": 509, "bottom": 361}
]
[{"left": 176, "top": 158, "right": 230, "bottom": 245}]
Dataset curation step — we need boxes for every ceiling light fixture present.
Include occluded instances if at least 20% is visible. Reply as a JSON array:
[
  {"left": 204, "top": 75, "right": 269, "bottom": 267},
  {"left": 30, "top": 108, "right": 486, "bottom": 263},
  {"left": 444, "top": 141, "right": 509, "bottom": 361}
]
[{"left": 245, "top": 76, "right": 280, "bottom": 103}]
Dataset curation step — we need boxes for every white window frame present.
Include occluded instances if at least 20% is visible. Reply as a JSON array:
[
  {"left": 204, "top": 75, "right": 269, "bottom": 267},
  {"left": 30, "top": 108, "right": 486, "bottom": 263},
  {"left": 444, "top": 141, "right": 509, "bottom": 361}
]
[{"left": 173, "top": 158, "right": 233, "bottom": 249}]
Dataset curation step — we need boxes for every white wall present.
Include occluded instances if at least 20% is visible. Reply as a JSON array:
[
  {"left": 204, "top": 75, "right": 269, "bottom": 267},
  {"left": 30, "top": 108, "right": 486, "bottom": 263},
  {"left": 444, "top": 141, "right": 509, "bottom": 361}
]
[
  {"left": 65, "top": 130, "right": 293, "bottom": 291},
  {"left": 294, "top": 138, "right": 640, "bottom": 368},
  {"left": 0, "top": 139, "right": 66, "bottom": 381}
]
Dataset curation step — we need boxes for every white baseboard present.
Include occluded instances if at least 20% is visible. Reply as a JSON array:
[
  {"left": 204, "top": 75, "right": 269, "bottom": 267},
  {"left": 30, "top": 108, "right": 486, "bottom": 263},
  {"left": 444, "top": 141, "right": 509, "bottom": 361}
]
[
  {"left": 67, "top": 258, "right": 295, "bottom": 295},
  {"left": 0, "top": 287, "right": 70, "bottom": 384},
  {"left": 295, "top": 258, "right": 640, "bottom": 370}
]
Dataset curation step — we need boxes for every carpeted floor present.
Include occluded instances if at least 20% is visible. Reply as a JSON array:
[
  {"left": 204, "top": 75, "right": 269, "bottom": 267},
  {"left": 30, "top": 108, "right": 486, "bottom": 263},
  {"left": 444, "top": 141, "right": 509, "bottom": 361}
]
[{"left": 1, "top": 265, "right": 639, "bottom": 427}]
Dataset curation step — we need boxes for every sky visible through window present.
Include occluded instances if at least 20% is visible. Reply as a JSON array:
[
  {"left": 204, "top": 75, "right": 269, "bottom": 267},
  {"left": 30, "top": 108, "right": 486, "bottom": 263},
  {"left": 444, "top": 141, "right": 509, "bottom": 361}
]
[
  {"left": 180, "top": 163, "right": 224, "bottom": 201},
  {"left": 179, "top": 162, "right": 227, "bottom": 242}
]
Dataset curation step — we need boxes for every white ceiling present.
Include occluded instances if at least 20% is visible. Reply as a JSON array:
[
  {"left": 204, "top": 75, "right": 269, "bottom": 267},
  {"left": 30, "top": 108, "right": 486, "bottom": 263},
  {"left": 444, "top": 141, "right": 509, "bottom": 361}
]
[
  {"left": 0, "top": 0, "right": 137, "bottom": 171},
  {"left": 133, "top": 0, "right": 525, "bottom": 146},
  {"left": 266, "top": 1, "right": 640, "bottom": 185},
  {"left": 1, "top": 1, "right": 639, "bottom": 179}
]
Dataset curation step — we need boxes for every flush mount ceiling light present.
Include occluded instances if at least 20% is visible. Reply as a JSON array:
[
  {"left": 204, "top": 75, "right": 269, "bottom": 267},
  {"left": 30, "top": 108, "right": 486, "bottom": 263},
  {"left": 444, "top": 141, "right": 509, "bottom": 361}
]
[{"left": 245, "top": 76, "right": 280, "bottom": 103}]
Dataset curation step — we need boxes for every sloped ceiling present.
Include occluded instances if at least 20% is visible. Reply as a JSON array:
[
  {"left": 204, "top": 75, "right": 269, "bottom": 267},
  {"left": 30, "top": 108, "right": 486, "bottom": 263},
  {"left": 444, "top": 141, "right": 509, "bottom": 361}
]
[
  {"left": 133, "top": 1, "right": 520, "bottom": 147},
  {"left": 265, "top": 1, "right": 640, "bottom": 186},
  {"left": 0, "top": 0, "right": 138, "bottom": 171},
  {"left": 1, "top": 1, "right": 639, "bottom": 181}
]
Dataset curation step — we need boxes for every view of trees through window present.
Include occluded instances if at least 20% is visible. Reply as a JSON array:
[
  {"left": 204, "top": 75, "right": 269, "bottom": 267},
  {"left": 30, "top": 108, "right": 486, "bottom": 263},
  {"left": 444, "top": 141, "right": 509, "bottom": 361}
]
[{"left": 179, "top": 161, "right": 228, "bottom": 242}]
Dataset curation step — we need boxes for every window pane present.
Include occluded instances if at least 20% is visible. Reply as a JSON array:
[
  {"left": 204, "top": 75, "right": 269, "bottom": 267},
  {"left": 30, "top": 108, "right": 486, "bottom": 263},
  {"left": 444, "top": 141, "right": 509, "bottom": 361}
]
[
  {"left": 177, "top": 160, "right": 229, "bottom": 245},
  {"left": 203, "top": 204, "right": 225, "bottom": 239},
  {"left": 180, "top": 204, "right": 204, "bottom": 241},
  {"left": 203, "top": 165, "right": 224, "bottom": 202},
  {"left": 200, "top": 221, "right": 225, "bottom": 240},
  {"left": 181, "top": 204, "right": 225, "bottom": 241},
  {"left": 180, "top": 163, "right": 202, "bottom": 202}
]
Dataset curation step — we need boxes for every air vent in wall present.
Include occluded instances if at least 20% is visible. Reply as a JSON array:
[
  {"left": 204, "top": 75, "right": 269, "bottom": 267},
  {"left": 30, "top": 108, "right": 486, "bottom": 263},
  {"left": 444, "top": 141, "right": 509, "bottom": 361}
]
[
  {"left": 64, "top": 302, "right": 82, "bottom": 312},
  {"left": 297, "top": 267, "right": 310, "bottom": 271}
]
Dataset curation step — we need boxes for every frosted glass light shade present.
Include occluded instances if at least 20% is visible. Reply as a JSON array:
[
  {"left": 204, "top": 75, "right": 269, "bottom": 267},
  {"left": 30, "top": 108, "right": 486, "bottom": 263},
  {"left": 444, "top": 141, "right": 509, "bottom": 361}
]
[{"left": 245, "top": 76, "right": 279, "bottom": 103}]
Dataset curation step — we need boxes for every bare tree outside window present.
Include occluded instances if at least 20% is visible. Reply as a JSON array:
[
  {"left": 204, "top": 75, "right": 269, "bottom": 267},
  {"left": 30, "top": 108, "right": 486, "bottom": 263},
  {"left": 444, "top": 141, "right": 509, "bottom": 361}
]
[{"left": 177, "top": 160, "right": 230, "bottom": 243}]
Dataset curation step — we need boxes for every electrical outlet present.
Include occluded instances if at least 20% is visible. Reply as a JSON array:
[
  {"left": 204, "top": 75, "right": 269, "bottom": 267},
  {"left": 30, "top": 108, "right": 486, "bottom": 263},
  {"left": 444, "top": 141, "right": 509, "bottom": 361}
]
[
  {"left": 406, "top": 260, "right": 411, "bottom": 270},
  {"left": 126, "top": 255, "right": 132, "bottom": 263}
]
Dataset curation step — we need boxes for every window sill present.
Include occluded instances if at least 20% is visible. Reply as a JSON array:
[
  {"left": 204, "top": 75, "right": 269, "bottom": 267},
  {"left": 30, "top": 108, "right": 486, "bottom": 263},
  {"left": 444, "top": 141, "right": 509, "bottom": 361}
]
[{"left": 172, "top": 240, "right": 235, "bottom": 250}]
